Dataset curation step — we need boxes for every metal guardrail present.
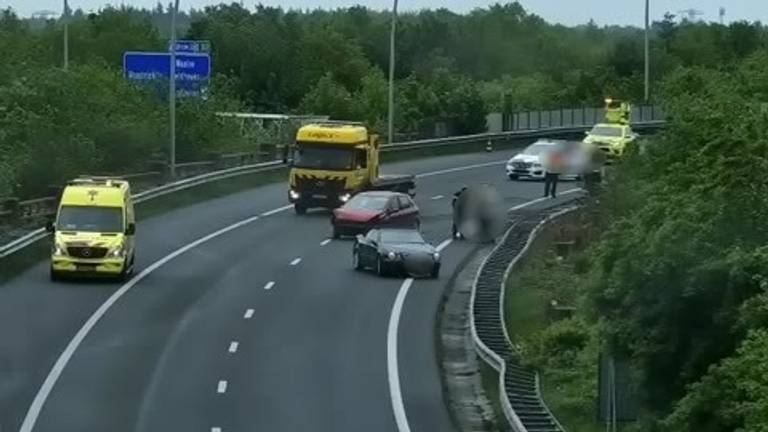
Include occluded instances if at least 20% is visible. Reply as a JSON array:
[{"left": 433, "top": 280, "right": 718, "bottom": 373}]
[
  {"left": 0, "top": 160, "right": 287, "bottom": 259},
  {"left": 470, "top": 203, "right": 582, "bottom": 431},
  {"left": 0, "top": 121, "right": 664, "bottom": 259}
]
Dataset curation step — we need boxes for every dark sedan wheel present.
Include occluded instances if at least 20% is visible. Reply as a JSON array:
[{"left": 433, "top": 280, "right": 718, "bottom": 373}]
[
  {"left": 508, "top": 174, "right": 519, "bottom": 181},
  {"left": 430, "top": 264, "right": 440, "bottom": 279},
  {"left": 332, "top": 225, "right": 341, "bottom": 239},
  {"left": 294, "top": 203, "right": 307, "bottom": 215}
]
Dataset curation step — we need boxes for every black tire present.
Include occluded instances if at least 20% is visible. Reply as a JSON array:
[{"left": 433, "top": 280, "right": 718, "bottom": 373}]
[
  {"left": 119, "top": 253, "right": 135, "bottom": 282},
  {"left": 430, "top": 264, "right": 440, "bottom": 279},
  {"left": 294, "top": 203, "right": 307, "bottom": 215},
  {"left": 376, "top": 256, "right": 385, "bottom": 276},
  {"left": 332, "top": 225, "right": 340, "bottom": 239},
  {"left": 49, "top": 267, "right": 61, "bottom": 282},
  {"left": 508, "top": 174, "right": 519, "bottom": 181}
]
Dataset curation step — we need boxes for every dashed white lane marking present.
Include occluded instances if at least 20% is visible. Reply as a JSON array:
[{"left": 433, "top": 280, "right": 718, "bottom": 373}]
[
  {"left": 211, "top": 428, "right": 222, "bottom": 432},
  {"left": 217, "top": 380, "right": 228, "bottom": 394},
  {"left": 320, "top": 239, "right": 332, "bottom": 246},
  {"left": 18, "top": 213, "right": 263, "bottom": 432},
  {"left": 21, "top": 158, "right": 535, "bottom": 432},
  {"left": 260, "top": 204, "right": 293, "bottom": 217},
  {"left": 244, "top": 309, "right": 254, "bottom": 319},
  {"left": 228, "top": 341, "right": 239, "bottom": 353},
  {"left": 264, "top": 281, "right": 275, "bottom": 290},
  {"left": 430, "top": 195, "right": 444, "bottom": 200},
  {"left": 290, "top": 258, "right": 302, "bottom": 266}
]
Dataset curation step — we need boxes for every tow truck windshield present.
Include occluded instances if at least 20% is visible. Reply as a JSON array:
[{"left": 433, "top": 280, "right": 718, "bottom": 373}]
[
  {"left": 293, "top": 145, "right": 353, "bottom": 170},
  {"left": 57, "top": 206, "right": 123, "bottom": 233}
]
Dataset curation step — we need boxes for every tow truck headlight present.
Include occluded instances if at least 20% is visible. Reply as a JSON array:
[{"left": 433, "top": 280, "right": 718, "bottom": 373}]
[
  {"left": 340, "top": 193, "right": 351, "bottom": 203},
  {"left": 289, "top": 190, "right": 300, "bottom": 200}
]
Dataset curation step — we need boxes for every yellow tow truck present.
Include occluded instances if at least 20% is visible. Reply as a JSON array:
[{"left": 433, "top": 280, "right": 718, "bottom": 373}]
[
  {"left": 288, "top": 122, "right": 416, "bottom": 214},
  {"left": 583, "top": 99, "right": 638, "bottom": 162}
]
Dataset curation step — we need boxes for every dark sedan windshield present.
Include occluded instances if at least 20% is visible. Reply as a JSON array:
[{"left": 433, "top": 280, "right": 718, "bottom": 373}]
[
  {"left": 381, "top": 229, "right": 424, "bottom": 244},
  {"left": 346, "top": 195, "right": 389, "bottom": 210},
  {"left": 57, "top": 206, "right": 123, "bottom": 233},
  {"left": 293, "top": 145, "right": 353, "bottom": 170}
]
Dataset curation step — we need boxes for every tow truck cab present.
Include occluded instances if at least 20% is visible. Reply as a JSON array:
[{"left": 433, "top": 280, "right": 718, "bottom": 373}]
[
  {"left": 47, "top": 177, "right": 136, "bottom": 281},
  {"left": 288, "top": 122, "right": 415, "bottom": 214}
]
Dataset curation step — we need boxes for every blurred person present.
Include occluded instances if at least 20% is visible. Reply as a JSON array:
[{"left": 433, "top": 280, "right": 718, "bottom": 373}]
[{"left": 542, "top": 147, "right": 566, "bottom": 198}]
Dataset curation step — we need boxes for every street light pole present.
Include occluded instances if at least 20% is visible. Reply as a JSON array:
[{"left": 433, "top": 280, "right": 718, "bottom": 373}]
[
  {"left": 644, "top": 0, "right": 650, "bottom": 102},
  {"left": 63, "top": 0, "right": 69, "bottom": 70},
  {"left": 169, "top": 0, "right": 180, "bottom": 178},
  {"left": 387, "top": 0, "right": 398, "bottom": 144}
]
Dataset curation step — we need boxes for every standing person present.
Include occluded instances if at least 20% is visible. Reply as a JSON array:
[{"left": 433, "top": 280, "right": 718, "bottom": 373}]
[{"left": 543, "top": 148, "right": 564, "bottom": 198}]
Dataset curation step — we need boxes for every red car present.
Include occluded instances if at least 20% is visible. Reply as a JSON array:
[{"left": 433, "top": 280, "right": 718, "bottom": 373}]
[{"left": 331, "top": 191, "right": 419, "bottom": 239}]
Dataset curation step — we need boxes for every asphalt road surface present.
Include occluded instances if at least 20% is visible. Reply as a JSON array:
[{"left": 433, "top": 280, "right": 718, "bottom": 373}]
[{"left": 0, "top": 148, "right": 580, "bottom": 432}]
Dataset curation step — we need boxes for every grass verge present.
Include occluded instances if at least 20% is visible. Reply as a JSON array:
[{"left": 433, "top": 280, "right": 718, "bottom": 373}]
[{"left": 502, "top": 224, "right": 604, "bottom": 432}]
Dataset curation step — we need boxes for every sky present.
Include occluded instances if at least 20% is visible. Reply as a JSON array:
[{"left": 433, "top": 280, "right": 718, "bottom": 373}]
[{"left": 8, "top": 0, "right": 767, "bottom": 26}]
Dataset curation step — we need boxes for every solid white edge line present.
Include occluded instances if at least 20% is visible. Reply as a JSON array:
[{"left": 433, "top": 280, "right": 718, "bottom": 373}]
[
  {"left": 228, "top": 341, "right": 239, "bottom": 353},
  {"left": 18, "top": 213, "right": 263, "bottom": 432},
  {"left": 415, "top": 160, "right": 506, "bottom": 178},
  {"left": 436, "top": 238, "right": 452, "bottom": 252},
  {"left": 20, "top": 157, "right": 560, "bottom": 432},
  {"left": 217, "top": 380, "right": 228, "bottom": 394},
  {"left": 264, "top": 281, "right": 275, "bottom": 290},
  {"left": 320, "top": 239, "right": 332, "bottom": 246},
  {"left": 508, "top": 187, "right": 582, "bottom": 211},
  {"left": 244, "top": 309, "right": 255, "bottom": 319},
  {"left": 260, "top": 204, "right": 293, "bottom": 217},
  {"left": 289, "top": 258, "right": 302, "bottom": 266},
  {"left": 387, "top": 236, "right": 452, "bottom": 432},
  {"left": 387, "top": 277, "right": 414, "bottom": 432}
]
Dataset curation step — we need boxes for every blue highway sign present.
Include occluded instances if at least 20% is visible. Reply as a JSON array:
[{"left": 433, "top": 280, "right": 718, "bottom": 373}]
[{"left": 123, "top": 51, "right": 211, "bottom": 97}]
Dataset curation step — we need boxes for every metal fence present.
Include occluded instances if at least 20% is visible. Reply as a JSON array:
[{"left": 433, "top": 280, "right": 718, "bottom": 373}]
[
  {"left": 504, "top": 105, "right": 665, "bottom": 131},
  {"left": 0, "top": 119, "right": 666, "bottom": 259}
]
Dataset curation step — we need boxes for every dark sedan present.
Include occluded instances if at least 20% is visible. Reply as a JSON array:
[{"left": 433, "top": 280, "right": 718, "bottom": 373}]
[
  {"left": 331, "top": 191, "right": 419, "bottom": 238},
  {"left": 352, "top": 228, "right": 440, "bottom": 278}
]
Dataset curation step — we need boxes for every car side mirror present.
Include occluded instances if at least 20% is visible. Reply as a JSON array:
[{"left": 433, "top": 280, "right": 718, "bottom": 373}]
[
  {"left": 125, "top": 223, "right": 136, "bottom": 235},
  {"left": 45, "top": 220, "right": 55, "bottom": 233}
]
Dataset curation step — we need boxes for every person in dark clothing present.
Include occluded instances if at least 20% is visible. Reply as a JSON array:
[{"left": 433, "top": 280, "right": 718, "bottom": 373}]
[{"left": 544, "top": 172, "right": 559, "bottom": 198}]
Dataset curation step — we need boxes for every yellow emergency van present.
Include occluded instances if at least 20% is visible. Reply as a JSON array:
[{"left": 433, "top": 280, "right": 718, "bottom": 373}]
[{"left": 47, "top": 177, "right": 136, "bottom": 281}]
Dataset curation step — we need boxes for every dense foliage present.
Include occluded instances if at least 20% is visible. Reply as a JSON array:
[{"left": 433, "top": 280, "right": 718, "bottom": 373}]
[
  {"left": 1, "top": 1, "right": 767, "bottom": 201},
  {"left": 543, "top": 50, "right": 768, "bottom": 430}
]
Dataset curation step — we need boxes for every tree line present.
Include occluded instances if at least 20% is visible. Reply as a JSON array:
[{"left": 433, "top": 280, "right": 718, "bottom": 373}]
[
  {"left": 521, "top": 50, "right": 768, "bottom": 431},
  {"left": 0, "top": 2, "right": 766, "bottom": 199}
]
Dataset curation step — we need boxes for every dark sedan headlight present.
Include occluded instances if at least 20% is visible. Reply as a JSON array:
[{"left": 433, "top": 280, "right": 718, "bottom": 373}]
[{"left": 382, "top": 250, "right": 401, "bottom": 261}]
